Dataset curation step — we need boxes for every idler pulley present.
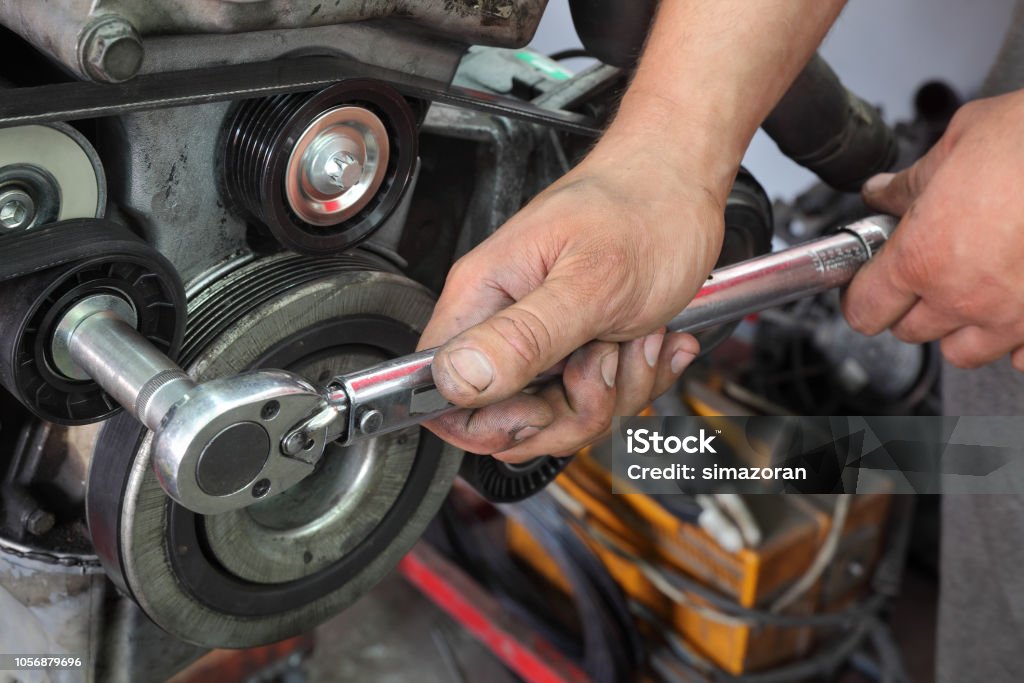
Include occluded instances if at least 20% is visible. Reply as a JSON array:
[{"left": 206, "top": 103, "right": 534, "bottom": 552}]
[{"left": 222, "top": 79, "right": 418, "bottom": 255}]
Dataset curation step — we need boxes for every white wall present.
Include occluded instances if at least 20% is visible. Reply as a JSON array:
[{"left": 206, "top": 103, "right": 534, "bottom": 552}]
[{"left": 530, "top": 0, "right": 1016, "bottom": 200}]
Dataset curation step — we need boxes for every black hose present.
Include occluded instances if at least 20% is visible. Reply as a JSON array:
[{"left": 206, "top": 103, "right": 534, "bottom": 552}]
[
  {"left": 568, "top": 0, "right": 657, "bottom": 68},
  {"left": 762, "top": 54, "right": 898, "bottom": 192}
]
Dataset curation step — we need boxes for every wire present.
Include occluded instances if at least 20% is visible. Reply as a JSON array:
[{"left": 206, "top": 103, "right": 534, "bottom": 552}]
[
  {"left": 573, "top": 507, "right": 884, "bottom": 629},
  {"left": 549, "top": 48, "right": 593, "bottom": 62},
  {"left": 770, "top": 494, "right": 852, "bottom": 612}
]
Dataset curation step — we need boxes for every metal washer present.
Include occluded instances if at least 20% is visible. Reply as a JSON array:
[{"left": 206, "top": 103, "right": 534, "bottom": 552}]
[
  {"left": 286, "top": 106, "right": 391, "bottom": 226},
  {"left": 0, "top": 123, "right": 106, "bottom": 230}
]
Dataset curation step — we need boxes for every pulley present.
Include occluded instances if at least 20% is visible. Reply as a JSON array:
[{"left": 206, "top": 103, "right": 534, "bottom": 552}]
[
  {"left": 86, "top": 251, "right": 462, "bottom": 647},
  {"left": 0, "top": 123, "right": 105, "bottom": 234},
  {"left": 222, "top": 79, "right": 418, "bottom": 255},
  {"left": 459, "top": 453, "right": 571, "bottom": 503},
  {"left": 0, "top": 219, "right": 185, "bottom": 424}
]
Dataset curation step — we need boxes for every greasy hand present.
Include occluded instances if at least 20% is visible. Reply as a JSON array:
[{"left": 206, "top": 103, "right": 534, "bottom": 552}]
[
  {"left": 844, "top": 90, "right": 1024, "bottom": 370},
  {"left": 418, "top": 141, "right": 725, "bottom": 462}
]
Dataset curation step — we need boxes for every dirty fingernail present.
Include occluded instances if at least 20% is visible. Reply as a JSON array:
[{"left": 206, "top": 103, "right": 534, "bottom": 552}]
[
  {"left": 600, "top": 350, "right": 618, "bottom": 388},
  {"left": 448, "top": 348, "right": 494, "bottom": 392},
  {"left": 671, "top": 349, "right": 695, "bottom": 375},
  {"left": 863, "top": 172, "right": 895, "bottom": 194},
  {"left": 643, "top": 333, "right": 664, "bottom": 368},
  {"left": 513, "top": 426, "right": 542, "bottom": 442}
]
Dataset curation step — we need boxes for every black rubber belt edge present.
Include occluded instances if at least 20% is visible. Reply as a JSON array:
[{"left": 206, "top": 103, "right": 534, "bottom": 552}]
[
  {"left": 0, "top": 218, "right": 178, "bottom": 289},
  {"left": 0, "top": 55, "right": 602, "bottom": 137}
]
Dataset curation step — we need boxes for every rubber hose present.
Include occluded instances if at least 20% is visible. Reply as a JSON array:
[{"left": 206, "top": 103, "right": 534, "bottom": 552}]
[{"left": 762, "top": 54, "right": 898, "bottom": 192}]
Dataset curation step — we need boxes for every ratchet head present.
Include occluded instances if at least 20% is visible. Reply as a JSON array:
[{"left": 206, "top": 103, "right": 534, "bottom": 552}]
[{"left": 151, "top": 370, "right": 333, "bottom": 515}]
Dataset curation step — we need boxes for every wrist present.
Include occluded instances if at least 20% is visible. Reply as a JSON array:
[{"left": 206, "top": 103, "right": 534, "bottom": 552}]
[{"left": 593, "top": 89, "right": 747, "bottom": 204}]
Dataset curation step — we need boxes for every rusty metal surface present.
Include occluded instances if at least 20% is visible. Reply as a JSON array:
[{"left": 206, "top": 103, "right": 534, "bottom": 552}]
[
  {"left": 0, "top": 0, "right": 547, "bottom": 82},
  {"left": 0, "top": 550, "right": 106, "bottom": 683}
]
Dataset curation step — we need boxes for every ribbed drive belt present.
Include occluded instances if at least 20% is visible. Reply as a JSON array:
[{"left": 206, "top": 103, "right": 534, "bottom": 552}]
[
  {"left": 0, "top": 55, "right": 603, "bottom": 137},
  {"left": 0, "top": 219, "right": 179, "bottom": 287}
]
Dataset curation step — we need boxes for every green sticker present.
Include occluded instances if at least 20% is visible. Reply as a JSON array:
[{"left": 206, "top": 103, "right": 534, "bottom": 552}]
[{"left": 515, "top": 50, "right": 572, "bottom": 81}]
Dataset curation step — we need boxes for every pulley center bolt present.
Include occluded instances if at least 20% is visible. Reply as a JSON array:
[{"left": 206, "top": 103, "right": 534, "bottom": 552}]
[
  {"left": 0, "top": 189, "right": 36, "bottom": 232},
  {"left": 306, "top": 134, "right": 365, "bottom": 197},
  {"left": 324, "top": 153, "right": 363, "bottom": 191}
]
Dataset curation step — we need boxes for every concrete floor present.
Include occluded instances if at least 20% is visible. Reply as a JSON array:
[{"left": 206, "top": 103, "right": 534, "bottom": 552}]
[
  {"left": 303, "top": 562, "right": 938, "bottom": 683},
  {"left": 305, "top": 571, "right": 517, "bottom": 683}
]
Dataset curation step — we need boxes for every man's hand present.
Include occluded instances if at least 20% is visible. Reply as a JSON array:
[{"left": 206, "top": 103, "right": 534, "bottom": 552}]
[
  {"left": 417, "top": 142, "right": 722, "bottom": 462},
  {"left": 844, "top": 90, "right": 1024, "bottom": 370},
  {"left": 416, "top": 0, "right": 845, "bottom": 462}
]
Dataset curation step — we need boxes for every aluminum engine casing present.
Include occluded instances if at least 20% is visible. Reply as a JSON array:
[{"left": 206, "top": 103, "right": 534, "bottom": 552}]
[{"left": 0, "top": 0, "right": 547, "bottom": 82}]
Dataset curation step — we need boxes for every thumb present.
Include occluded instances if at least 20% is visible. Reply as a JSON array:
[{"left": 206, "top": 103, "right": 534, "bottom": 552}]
[
  {"left": 432, "top": 280, "right": 598, "bottom": 408},
  {"left": 862, "top": 141, "right": 945, "bottom": 215}
]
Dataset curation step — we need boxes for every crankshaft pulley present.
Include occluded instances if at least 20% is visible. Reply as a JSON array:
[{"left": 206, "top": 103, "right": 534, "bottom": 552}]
[{"left": 87, "top": 251, "right": 462, "bottom": 648}]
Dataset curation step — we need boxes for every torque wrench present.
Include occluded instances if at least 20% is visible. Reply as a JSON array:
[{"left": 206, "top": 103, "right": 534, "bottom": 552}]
[
  {"left": 54, "top": 215, "right": 895, "bottom": 514},
  {"left": 325, "top": 215, "right": 896, "bottom": 446}
]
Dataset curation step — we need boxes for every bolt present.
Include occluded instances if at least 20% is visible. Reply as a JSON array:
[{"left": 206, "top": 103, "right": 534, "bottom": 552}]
[
  {"left": 282, "top": 431, "right": 308, "bottom": 456},
  {"left": 25, "top": 509, "right": 55, "bottom": 537},
  {"left": 323, "top": 152, "right": 363, "bottom": 191},
  {"left": 357, "top": 409, "right": 384, "bottom": 435},
  {"left": 80, "top": 15, "right": 144, "bottom": 84},
  {"left": 260, "top": 400, "right": 280, "bottom": 420},
  {"left": 0, "top": 189, "right": 35, "bottom": 232},
  {"left": 251, "top": 478, "right": 271, "bottom": 498}
]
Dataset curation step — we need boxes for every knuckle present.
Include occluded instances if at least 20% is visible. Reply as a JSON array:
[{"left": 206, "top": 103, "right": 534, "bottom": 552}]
[
  {"left": 844, "top": 303, "right": 880, "bottom": 336},
  {"left": 1012, "top": 351, "right": 1024, "bottom": 373},
  {"left": 445, "top": 254, "right": 484, "bottom": 289},
  {"left": 891, "top": 239, "right": 935, "bottom": 290},
  {"left": 950, "top": 101, "right": 982, "bottom": 129},
  {"left": 890, "top": 324, "right": 919, "bottom": 344},
  {"left": 432, "top": 412, "right": 514, "bottom": 453},
  {"left": 487, "top": 309, "right": 553, "bottom": 367},
  {"left": 946, "top": 105, "right": 974, "bottom": 138},
  {"left": 578, "top": 410, "right": 612, "bottom": 437},
  {"left": 940, "top": 341, "right": 979, "bottom": 370}
]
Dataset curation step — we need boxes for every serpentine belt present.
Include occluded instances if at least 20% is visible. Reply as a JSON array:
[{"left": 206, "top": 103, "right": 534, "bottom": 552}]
[
  {"left": 0, "top": 219, "right": 183, "bottom": 295},
  {"left": 0, "top": 55, "right": 602, "bottom": 137}
]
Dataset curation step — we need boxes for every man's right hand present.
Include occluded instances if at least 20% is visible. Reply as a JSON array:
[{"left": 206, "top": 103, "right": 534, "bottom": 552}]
[
  {"left": 418, "top": 134, "right": 726, "bottom": 461},
  {"left": 416, "top": 0, "right": 848, "bottom": 462}
]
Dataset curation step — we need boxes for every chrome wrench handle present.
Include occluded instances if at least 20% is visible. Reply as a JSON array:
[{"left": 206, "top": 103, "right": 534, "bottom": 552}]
[{"left": 328, "top": 215, "right": 896, "bottom": 446}]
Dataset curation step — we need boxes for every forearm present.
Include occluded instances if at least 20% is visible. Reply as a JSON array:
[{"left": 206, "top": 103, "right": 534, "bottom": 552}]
[{"left": 592, "top": 0, "right": 846, "bottom": 199}]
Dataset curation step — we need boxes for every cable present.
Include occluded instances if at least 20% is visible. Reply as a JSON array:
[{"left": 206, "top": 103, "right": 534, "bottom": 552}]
[
  {"left": 574, "top": 506, "right": 885, "bottom": 629},
  {"left": 770, "top": 494, "right": 851, "bottom": 612},
  {"left": 548, "top": 48, "right": 593, "bottom": 62}
]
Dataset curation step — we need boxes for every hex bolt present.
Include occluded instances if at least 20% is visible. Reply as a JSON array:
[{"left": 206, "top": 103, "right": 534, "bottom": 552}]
[
  {"left": 79, "top": 15, "right": 144, "bottom": 84},
  {"left": 25, "top": 509, "right": 55, "bottom": 537},
  {"left": 357, "top": 408, "right": 384, "bottom": 435},
  {"left": 324, "top": 152, "right": 363, "bottom": 191},
  {"left": 0, "top": 189, "right": 36, "bottom": 232}
]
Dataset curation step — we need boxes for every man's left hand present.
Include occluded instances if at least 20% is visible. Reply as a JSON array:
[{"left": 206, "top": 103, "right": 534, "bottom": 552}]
[{"left": 844, "top": 89, "right": 1024, "bottom": 370}]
